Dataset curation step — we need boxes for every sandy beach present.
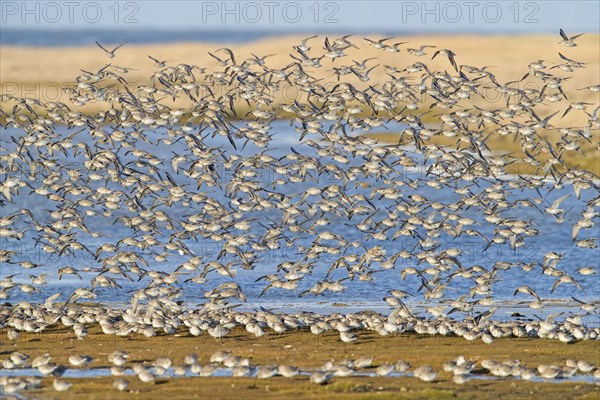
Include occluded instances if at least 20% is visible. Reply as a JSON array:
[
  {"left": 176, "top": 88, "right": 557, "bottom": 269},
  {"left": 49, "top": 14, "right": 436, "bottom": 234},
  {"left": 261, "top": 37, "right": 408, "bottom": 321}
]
[
  {"left": 2, "top": 34, "right": 599, "bottom": 120},
  {"left": 2, "top": 34, "right": 599, "bottom": 81}
]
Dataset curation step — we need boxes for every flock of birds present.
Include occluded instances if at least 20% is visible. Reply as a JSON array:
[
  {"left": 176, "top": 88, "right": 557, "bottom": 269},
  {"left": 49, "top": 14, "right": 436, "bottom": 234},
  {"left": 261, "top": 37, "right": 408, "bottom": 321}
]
[
  {"left": 0, "top": 30, "right": 599, "bottom": 392},
  {"left": 2, "top": 348, "right": 599, "bottom": 394}
]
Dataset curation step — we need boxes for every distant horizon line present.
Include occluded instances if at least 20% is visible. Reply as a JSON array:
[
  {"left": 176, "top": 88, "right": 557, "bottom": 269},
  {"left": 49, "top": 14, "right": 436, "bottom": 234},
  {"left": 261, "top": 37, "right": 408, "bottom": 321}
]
[
  {"left": 3, "top": 28, "right": 596, "bottom": 48},
  {"left": 3, "top": 27, "right": 587, "bottom": 33}
]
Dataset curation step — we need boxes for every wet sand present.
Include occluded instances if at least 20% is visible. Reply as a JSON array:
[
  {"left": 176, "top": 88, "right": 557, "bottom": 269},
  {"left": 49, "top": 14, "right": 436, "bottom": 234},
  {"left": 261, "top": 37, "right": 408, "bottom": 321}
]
[{"left": 2, "top": 325, "right": 599, "bottom": 399}]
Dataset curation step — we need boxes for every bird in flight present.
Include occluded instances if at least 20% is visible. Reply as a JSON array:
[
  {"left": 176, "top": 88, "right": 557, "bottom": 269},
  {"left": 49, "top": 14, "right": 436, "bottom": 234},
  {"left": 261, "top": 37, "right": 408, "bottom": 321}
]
[
  {"left": 559, "top": 29, "right": 583, "bottom": 47},
  {"left": 148, "top": 54, "right": 168, "bottom": 68},
  {"left": 95, "top": 41, "right": 124, "bottom": 58},
  {"left": 432, "top": 49, "right": 458, "bottom": 72}
]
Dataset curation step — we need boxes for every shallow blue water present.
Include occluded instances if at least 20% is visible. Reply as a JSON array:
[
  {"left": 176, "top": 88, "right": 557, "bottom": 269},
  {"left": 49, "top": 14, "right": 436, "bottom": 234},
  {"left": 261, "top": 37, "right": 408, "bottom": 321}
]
[
  {"left": 1, "top": 367, "right": 598, "bottom": 384},
  {"left": 0, "top": 29, "right": 280, "bottom": 47}
]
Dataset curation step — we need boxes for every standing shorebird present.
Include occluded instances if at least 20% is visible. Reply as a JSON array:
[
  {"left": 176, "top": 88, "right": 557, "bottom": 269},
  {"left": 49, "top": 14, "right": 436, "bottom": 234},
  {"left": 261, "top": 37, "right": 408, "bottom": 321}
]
[{"left": 53, "top": 379, "right": 72, "bottom": 392}]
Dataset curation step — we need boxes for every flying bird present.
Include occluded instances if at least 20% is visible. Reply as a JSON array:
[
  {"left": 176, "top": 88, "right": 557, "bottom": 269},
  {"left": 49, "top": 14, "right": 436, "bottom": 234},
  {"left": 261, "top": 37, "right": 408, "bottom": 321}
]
[
  {"left": 559, "top": 29, "right": 583, "bottom": 47},
  {"left": 432, "top": 49, "right": 458, "bottom": 72},
  {"left": 95, "top": 41, "right": 124, "bottom": 58}
]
